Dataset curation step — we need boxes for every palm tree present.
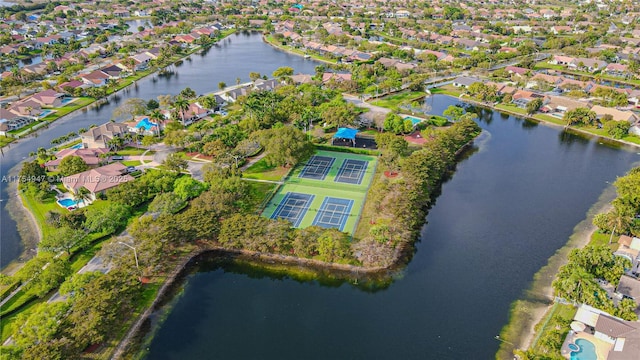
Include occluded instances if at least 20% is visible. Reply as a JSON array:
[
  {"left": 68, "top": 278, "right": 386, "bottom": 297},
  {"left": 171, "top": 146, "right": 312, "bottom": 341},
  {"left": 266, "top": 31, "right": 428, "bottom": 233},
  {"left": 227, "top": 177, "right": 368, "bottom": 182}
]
[
  {"left": 73, "top": 187, "right": 92, "bottom": 206},
  {"left": 149, "top": 109, "right": 164, "bottom": 135},
  {"left": 199, "top": 95, "right": 217, "bottom": 111},
  {"left": 174, "top": 97, "right": 189, "bottom": 125}
]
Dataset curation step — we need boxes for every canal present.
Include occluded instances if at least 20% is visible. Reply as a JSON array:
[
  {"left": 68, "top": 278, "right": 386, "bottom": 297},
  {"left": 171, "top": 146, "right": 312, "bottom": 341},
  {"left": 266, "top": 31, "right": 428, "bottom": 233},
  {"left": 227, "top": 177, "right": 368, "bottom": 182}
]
[
  {"left": 0, "top": 32, "right": 320, "bottom": 267},
  {"left": 144, "top": 95, "right": 639, "bottom": 359}
]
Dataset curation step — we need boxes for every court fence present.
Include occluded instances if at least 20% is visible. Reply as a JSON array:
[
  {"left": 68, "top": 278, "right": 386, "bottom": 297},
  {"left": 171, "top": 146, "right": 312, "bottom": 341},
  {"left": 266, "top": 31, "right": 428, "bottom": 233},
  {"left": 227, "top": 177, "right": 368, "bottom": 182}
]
[{"left": 255, "top": 181, "right": 283, "bottom": 215}]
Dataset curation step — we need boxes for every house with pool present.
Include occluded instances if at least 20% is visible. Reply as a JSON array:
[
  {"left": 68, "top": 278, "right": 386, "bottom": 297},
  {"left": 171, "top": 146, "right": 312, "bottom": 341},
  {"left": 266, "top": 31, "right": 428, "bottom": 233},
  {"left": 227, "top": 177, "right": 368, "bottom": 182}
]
[
  {"left": 125, "top": 116, "right": 162, "bottom": 136},
  {"left": 61, "top": 163, "right": 134, "bottom": 201},
  {"left": 561, "top": 304, "right": 640, "bottom": 360}
]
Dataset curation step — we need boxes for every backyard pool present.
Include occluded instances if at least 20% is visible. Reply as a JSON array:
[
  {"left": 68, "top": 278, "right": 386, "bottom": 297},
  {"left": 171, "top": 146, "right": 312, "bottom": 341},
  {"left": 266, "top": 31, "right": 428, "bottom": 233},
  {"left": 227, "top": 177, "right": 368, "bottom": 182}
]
[
  {"left": 570, "top": 338, "right": 597, "bottom": 360},
  {"left": 57, "top": 198, "right": 78, "bottom": 208},
  {"left": 60, "top": 97, "right": 74, "bottom": 105},
  {"left": 39, "top": 109, "right": 54, "bottom": 118},
  {"left": 71, "top": 143, "right": 83, "bottom": 149},
  {"left": 404, "top": 116, "right": 423, "bottom": 126},
  {"left": 135, "top": 117, "right": 157, "bottom": 131}
]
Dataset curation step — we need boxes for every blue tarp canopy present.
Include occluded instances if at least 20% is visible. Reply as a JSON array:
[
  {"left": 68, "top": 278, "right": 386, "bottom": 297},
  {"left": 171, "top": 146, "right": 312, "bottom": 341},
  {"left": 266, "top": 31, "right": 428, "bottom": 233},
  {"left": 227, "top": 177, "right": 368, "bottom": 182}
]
[{"left": 333, "top": 128, "right": 359, "bottom": 139}]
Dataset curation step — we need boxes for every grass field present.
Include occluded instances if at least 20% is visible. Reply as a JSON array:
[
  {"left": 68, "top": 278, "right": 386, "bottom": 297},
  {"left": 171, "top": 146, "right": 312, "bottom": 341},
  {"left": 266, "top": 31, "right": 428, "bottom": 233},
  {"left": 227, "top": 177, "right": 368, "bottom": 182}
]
[{"left": 261, "top": 150, "right": 377, "bottom": 234}]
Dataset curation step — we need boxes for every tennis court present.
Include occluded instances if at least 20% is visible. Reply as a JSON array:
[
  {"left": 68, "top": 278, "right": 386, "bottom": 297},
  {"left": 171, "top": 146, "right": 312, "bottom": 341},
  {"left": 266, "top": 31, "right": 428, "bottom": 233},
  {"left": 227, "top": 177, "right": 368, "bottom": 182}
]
[
  {"left": 312, "top": 197, "right": 354, "bottom": 231},
  {"left": 298, "top": 155, "right": 335, "bottom": 181},
  {"left": 270, "top": 192, "right": 314, "bottom": 227},
  {"left": 261, "top": 150, "right": 378, "bottom": 234},
  {"left": 334, "top": 159, "right": 369, "bottom": 185}
]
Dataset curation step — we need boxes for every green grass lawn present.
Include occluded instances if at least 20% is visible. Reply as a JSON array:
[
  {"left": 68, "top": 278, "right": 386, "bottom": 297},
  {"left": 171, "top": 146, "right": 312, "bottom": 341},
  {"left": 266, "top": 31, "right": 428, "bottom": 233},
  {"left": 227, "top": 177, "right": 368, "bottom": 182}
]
[
  {"left": 264, "top": 35, "right": 337, "bottom": 64},
  {"left": 370, "top": 91, "right": 426, "bottom": 109},
  {"left": 245, "top": 181, "right": 277, "bottom": 212},
  {"left": 495, "top": 103, "right": 528, "bottom": 115},
  {"left": 430, "top": 86, "right": 463, "bottom": 97},
  {"left": 243, "top": 158, "right": 291, "bottom": 181},
  {"left": 590, "top": 231, "right": 619, "bottom": 250},
  {"left": 114, "top": 147, "right": 152, "bottom": 156},
  {"left": 530, "top": 303, "right": 577, "bottom": 357},
  {"left": 122, "top": 160, "right": 142, "bottom": 167},
  {"left": 0, "top": 296, "right": 47, "bottom": 343},
  {"left": 0, "top": 135, "right": 14, "bottom": 147}
]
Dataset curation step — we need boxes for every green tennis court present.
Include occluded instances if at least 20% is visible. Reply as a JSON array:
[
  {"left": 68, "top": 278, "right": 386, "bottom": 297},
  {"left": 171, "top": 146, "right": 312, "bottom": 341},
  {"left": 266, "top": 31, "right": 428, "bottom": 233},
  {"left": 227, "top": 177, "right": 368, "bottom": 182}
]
[{"left": 262, "top": 150, "right": 377, "bottom": 234}]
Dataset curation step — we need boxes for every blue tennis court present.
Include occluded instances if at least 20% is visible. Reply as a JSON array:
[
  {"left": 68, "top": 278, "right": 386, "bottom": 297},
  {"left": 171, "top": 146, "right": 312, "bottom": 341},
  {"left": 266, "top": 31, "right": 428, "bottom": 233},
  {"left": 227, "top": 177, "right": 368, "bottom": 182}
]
[
  {"left": 271, "top": 192, "right": 314, "bottom": 226},
  {"left": 312, "top": 197, "right": 354, "bottom": 231},
  {"left": 334, "top": 159, "right": 368, "bottom": 185},
  {"left": 299, "top": 155, "right": 335, "bottom": 181}
]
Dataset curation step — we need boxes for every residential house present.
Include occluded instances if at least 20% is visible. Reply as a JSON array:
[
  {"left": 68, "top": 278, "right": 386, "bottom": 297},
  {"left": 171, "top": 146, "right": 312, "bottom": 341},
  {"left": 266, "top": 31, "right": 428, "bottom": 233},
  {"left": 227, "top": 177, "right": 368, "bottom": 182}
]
[
  {"left": 100, "top": 64, "right": 126, "bottom": 79},
  {"left": 80, "top": 123, "right": 129, "bottom": 149},
  {"left": 0, "top": 109, "right": 35, "bottom": 135},
  {"left": 322, "top": 72, "right": 352, "bottom": 84},
  {"left": 452, "top": 76, "right": 481, "bottom": 88},
  {"left": 569, "top": 58, "right": 608, "bottom": 73},
  {"left": 131, "top": 53, "right": 153, "bottom": 71},
  {"left": 551, "top": 25, "right": 572, "bottom": 34},
  {"left": 616, "top": 275, "right": 640, "bottom": 310},
  {"left": 569, "top": 304, "right": 640, "bottom": 360},
  {"left": 590, "top": 105, "right": 639, "bottom": 123},
  {"left": 179, "top": 103, "right": 210, "bottom": 125},
  {"left": 291, "top": 74, "right": 315, "bottom": 85},
  {"left": 8, "top": 99, "right": 42, "bottom": 117},
  {"left": 541, "top": 96, "right": 589, "bottom": 116},
  {"left": 61, "top": 163, "right": 134, "bottom": 199},
  {"left": 603, "top": 63, "right": 630, "bottom": 78},
  {"left": 505, "top": 66, "right": 530, "bottom": 77},
  {"left": 44, "top": 148, "right": 110, "bottom": 171},
  {"left": 614, "top": 235, "right": 640, "bottom": 276},
  {"left": 512, "top": 90, "right": 545, "bottom": 108},
  {"left": 79, "top": 70, "right": 109, "bottom": 87},
  {"left": 57, "top": 80, "right": 85, "bottom": 93},
  {"left": 549, "top": 55, "right": 575, "bottom": 66},
  {"left": 30, "top": 89, "right": 65, "bottom": 108}
]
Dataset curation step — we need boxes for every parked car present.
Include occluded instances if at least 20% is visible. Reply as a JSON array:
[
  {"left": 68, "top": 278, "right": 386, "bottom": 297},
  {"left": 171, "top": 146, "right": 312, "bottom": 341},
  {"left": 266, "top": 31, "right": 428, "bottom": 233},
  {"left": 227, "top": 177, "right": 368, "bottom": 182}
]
[
  {"left": 112, "top": 155, "right": 124, "bottom": 161},
  {"left": 126, "top": 166, "right": 136, "bottom": 173}
]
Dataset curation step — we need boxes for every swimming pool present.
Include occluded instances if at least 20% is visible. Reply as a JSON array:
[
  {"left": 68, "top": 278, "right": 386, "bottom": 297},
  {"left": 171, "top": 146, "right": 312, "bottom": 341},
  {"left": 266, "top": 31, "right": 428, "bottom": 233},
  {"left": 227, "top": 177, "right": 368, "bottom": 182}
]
[
  {"left": 570, "top": 338, "right": 597, "bottom": 360},
  {"left": 39, "top": 109, "right": 53, "bottom": 118},
  {"left": 404, "top": 116, "right": 423, "bottom": 126},
  {"left": 135, "top": 117, "right": 157, "bottom": 131},
  {"left": 57, "top": 198, "right": 78, "bottom": 208},
  {"left": 60, "top": 97, "right": 74, "bottom": 105},
  {"left": 71, "top": 143, "right": 83, "bottom": 149}
]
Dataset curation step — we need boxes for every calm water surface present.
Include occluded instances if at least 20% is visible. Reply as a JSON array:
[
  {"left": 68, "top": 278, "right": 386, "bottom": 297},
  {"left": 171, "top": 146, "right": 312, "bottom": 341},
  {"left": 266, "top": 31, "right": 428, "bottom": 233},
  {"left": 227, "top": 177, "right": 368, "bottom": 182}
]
[
  {"left": 145, "top": 95, "right": 638, "bottom": 359},
  {"left": 0, "top": 33, "right": 320, "bottom": 267}
]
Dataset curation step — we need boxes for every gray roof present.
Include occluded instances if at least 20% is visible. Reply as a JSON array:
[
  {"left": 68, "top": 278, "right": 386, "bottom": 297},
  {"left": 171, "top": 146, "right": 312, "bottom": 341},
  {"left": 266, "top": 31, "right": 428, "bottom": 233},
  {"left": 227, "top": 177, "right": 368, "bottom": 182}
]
[
  {"left": 616, "top": 275, "right": 640, "bottom": 300},
  {"left": 453, "top": 76, "right": 481, "bottom": 87},
  {"left": 595, "top": 315, "right": 638, "bottom": 338}
]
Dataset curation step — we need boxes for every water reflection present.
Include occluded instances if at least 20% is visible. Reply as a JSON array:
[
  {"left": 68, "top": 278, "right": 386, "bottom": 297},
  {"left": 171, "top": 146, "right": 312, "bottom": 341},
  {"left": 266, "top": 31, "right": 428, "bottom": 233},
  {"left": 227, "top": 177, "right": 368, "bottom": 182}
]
[{"left": 559, "top": 129, "right": 590, "bottom": 146}]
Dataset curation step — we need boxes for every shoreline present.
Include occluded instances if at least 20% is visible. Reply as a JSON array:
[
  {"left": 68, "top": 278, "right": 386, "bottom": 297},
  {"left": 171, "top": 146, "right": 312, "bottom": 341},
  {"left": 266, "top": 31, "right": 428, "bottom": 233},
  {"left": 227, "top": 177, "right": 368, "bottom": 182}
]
[
  {"left": 261, "top": 34, "right": 337, "bottom": 65},
  {"left": 1, "top": 31, "right": 237, "bottom": 149},
  {"left": 0, "top": 32, "right": 239, "bottom": 273},
  {"left": 454, "top": 95, "right": 640, "bottom": 150},
  {"left": 112, "top": 246, "right": 399, "bottom": 359},
  {"left": 495, "top": 184, "right": 621, "bottom": 359}
]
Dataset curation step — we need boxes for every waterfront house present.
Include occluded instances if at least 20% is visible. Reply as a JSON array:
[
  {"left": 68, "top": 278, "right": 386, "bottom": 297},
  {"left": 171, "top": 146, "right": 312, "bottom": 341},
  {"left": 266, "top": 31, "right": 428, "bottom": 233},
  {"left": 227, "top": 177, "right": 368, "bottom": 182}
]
[
  {"left": 80, "top": 123, "right": 129, "bottom": 149},
  {"left": 30, "top": 89, "right": 65, "bottom": 108},
  {"left": 0, "top": 109, "right": 36, "bottom": 135},
  {"left": 590, "top": 105, "right": 639, "bottom": 123},
  {"left": 453, "top": 76, "right": 481, "bottom": 88},
  {"left": 8, "top": 99, "right": 42, "bottom": 117},
  {"left": 568, "top": 58, "right": 608, "bottom": 73},
  {"left": 61, "top": 163, "right": 134, "bottom": 200},
  {"left": 44, "top": 148, "right": 110, "bottom": 171},
  {"left": 79, "top": 70, "right": 109, "bottom": 87},
  {"left": 179, "top": 103, "right": 210, "bottom": 125},
  {"left": 566, "top": 304, "right": 640, "bottom": 360},
  {"left": 616, "top": 275, "right": 640, "bottom": 310},
  {"left": 614, "top": 235, "right": 640, "bottom": 276},
  {"left": 603, "top": 64, "right": 630, "bottom": 78}
]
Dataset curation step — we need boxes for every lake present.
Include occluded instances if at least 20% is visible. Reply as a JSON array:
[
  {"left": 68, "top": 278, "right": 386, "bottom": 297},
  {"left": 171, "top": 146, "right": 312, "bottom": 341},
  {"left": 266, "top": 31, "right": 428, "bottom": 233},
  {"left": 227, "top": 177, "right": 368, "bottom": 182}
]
[
  {"left": 0, "top": 32, "right": 321, "bottom": 268},
  {"left": 144, "top": 95, "right": 639, "bottom": 359}
]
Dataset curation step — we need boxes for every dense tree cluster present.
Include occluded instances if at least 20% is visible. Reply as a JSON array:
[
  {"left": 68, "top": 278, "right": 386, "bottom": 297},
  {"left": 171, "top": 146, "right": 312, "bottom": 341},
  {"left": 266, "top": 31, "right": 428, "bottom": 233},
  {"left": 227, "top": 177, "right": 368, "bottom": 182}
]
[
  {"left": 593, "top": 167, "right": 640, "bottom": 236},
  {"left": 552, "top": 245, "right": 635, "bottom": 321},
  {"left": 356, "top": 118, "right": 481, "bottom": 267}
]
